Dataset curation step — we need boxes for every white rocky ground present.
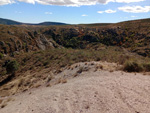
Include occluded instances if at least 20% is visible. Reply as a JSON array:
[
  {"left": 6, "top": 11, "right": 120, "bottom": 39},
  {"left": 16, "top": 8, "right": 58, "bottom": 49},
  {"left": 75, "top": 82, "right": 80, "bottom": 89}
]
[{"left": 0, "top": 61, "right": 150, "bottom": 113}]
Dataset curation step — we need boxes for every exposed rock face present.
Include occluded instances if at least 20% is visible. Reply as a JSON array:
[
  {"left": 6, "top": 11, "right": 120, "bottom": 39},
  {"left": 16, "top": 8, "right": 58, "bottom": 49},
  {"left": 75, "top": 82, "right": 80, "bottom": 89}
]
[
  {"left": 36, "top": 35, "right": 55, "bottom": 50},
  {"left": 0, "top": 25, "right": 60, "bottom": 55}
]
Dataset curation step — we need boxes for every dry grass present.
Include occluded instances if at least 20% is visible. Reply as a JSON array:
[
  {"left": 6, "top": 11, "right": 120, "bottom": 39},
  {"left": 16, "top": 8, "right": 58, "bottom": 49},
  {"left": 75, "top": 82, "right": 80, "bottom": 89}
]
[
  {"left": 17, "top": 78, "right": 24, "bottom": 87},
  {"left": 123, "top": 60, "right": 150, "bottom": 72},
  {"left": 61, "top": 79, "right": 67, "bottom": 84},
  {"left": 143, "top": 63, "right": 150, "bottom": 72},
  {"left": 46, "top": 83, "right": 51, "bottom": 87},
  {"left": 46, "top": 75, "right": 54, "bottom": 83},
  {"left": 1, "top": 47, "right": 149, "bottom": 77},
  {"left": 95, "top": 65, "right": 103, "bottom": 71},
  {"left": 77, "top": 67, "right": 84, "bottom": 74},
  {"left": 34, "top": 84, "right": 41, "bottom": 88},
  {"left": 0, "top": 47, "right": 150, "bottom": 97},
  {"left": 123, "top": 60, "right": 143, "bottom": 72}
]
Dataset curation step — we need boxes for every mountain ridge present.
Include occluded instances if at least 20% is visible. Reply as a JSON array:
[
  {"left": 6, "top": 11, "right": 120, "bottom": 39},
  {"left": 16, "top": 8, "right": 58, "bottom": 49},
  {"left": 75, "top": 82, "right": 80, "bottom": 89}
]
[
  {"left": 1, "top": 17, "right": 150, "bottom": 26},
  {"left": 0, "top": 18, "right": 68, "bottom": 26}
]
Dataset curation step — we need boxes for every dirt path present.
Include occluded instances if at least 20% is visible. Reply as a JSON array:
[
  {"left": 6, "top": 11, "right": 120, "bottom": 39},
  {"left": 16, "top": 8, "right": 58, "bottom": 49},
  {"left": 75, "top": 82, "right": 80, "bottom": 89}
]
[{"left": 0, "top": 69, "right": 150, "bottom": 113}]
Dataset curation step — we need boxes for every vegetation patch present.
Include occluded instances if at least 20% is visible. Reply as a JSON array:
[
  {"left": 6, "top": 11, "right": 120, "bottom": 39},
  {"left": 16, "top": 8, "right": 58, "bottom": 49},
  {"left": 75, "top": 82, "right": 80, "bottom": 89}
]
[
  {"left": 143, "top": 63, "right": 150, "bottom": 72},
  {"left": 123, "top": 60, "right": 150, "bottom": 72},
  {"left": 6, "top": 60, "right": 19, "bottom": 74},
  {"left": 123, "top": 60, "right": 143, "bottom": 72},
  {"left": 0, "top": 53, "right": 3, "bottom": 59}
]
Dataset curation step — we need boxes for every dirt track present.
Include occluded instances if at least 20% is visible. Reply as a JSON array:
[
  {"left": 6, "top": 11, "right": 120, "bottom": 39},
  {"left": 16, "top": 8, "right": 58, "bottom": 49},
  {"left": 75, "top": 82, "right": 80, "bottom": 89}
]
[{"left": 0, "top": 67, "right": 150, "bottom": 113}]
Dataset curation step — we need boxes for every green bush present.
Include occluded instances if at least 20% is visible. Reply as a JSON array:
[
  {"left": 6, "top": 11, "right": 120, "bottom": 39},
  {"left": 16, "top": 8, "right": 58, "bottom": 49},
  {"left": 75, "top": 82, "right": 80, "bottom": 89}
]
[
  {"left": 6, "top": 60, "right": 19, "bottom": 74},
  {"left": 0, "top": 71, "right": 6, "bottom": 76},
  {"left": 123, "top": 60, "right": 143, "bottom": 72},
  {"left": 0, "top": 53, "right": 4, "bottom": 59}
]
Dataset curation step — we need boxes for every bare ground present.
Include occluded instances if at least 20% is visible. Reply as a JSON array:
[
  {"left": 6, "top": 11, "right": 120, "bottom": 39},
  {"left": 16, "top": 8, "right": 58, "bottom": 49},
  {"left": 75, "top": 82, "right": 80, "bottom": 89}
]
[{"left": 0, "top": 61, "right": 150, "bottom": 113}]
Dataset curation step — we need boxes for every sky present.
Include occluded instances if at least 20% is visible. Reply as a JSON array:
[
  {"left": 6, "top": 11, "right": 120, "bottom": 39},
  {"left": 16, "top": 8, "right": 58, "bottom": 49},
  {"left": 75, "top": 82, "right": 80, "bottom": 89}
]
[{"left": 0, "top": 0, "right": 150, "bottom": 24}]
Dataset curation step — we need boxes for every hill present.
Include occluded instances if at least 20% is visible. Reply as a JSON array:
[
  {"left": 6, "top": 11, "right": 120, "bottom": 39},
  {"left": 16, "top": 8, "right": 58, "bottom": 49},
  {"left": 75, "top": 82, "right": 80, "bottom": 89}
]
[
  {"left": 0, "top": 18, "right": 67, "bottom": 26},
  {"left": 0, "top": 18, "right": 150, "bottom": 98},
  {"left": 0, "top": 18, "right": 150, "bottom": 57},
  {"left": 0, "top": 18, "right": 22, "bottom": 25}
]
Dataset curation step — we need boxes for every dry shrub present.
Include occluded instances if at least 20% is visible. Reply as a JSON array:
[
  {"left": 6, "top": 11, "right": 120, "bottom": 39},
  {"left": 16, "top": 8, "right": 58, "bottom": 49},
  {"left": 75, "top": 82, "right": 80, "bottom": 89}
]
[
  {"left": 143, "top": 63, "right": 150, "bottom": 72},
  {"left": 109, "top": 70, "right": 114, "bottom": 72},
  {"left": 61, "top": 79, "right": 67, "bottom": 84},
  {"left": 73, "top": 73, "right": 78, "bottom": 77},
  {"left": 85, "top": 62, "right": 88, "bottom": 65},
  {"left": 56, "top": 78, "right": 62, "bottom": 84},
  {"left": 46, "top": 83, "right": 51, "bottom": 87},
  {"left": 118, "top": 55, "right": 129, "bottom": 64},
  {"left": 1, "top": 103, "right": 7, "bottom": 108},
  {"left": 17, "top": 78, "right": 24, "bottom": 87},
  {"left": 123, "top": 60, "right": 143, "bottom": 72},
  {"left": 90, "top": 62, "right": 95, "bottom": 65},
  {"left": 0, "top": 99, "right": 3, "bottom": 104},
  {"left": 0, "top": 98, "right": 14, "bottom": 109},
  {"left": 75, "top": 65, "right": 78, "bottom": 68},
  {"left": 46, "top": 75, "right": 54, "bottom": 83},
  {"left": 96, "top": 65, "right": 103, "bottom": 70},
  {"left": 34, "top": 84, "right": 41, "bottom": 88},
  {"left": 55, "top": 69, "right": 62, "bottom": 74},
  {"left": 96, "top": 57, "right": 101, "bottom": 61},
  {"left": 77, "top": 67, "right": 84, "bottom": 74}
]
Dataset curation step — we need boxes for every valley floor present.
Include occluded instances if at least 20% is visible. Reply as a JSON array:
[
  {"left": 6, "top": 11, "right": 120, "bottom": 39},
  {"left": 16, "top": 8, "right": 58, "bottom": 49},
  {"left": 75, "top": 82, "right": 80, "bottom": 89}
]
[{"left": 0, "top": 62, "right": 150, "bottom": 113}]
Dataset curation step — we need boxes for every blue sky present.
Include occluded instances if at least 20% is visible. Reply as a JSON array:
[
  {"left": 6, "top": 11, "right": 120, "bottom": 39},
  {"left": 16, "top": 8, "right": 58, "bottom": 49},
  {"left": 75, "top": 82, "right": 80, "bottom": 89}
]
[{"left": 0, "top": 0, "right": 150, "bottom": 24}]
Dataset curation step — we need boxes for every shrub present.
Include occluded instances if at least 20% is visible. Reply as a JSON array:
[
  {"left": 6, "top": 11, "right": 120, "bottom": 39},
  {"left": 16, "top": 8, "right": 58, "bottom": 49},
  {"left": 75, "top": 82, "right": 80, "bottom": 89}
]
[
  {"left": 43, "top": 61, "right": 49, "bottom": 66},
  {"left": 143, "top": 63, "right": 150, "bottom": 72},
  {"left": 0, "top": 53, "right": 4, "bottom": 59},
  {"left": 6, "top": 60, "right": 19, "bottom": 74},
  {"left": 96, "top": 57, "right": 101, "bottom": 61},
  {"left": 123, "top": 60, "right": 143, "bottom": 72},
  {"left": 0, "top": 71, "right": 6, "bottom": 76},
  {"left": 77, "top": 67, "right": 84, "bottom": 74}
]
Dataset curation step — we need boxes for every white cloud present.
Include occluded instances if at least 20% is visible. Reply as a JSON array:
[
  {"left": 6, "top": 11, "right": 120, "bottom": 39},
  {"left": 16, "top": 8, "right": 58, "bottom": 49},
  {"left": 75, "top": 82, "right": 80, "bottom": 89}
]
[
  {"left": 131, "top": 15, "right": 137, "bottom": 17},
  {"left": 0, "top": 0, "right": 15, "bottom": 5},
  {"left": 98, "top": 9, "right": 116, "bottom": 13},
  {"left": 105, "top": 9, "right": 116, "bottom": 13},
  {"left": 82, "top": 14, "right": 88, "bottom": 16},
  {"left": 45, "top": 12, "right": 53, "bottom": 15},
  {"left": 0, "top": 0, "right": 146, "bottom": 6},
  {"left": 118, "top": 6, "right": 150, "bottom": 13},
  {"left": 115, "top": 0, "right": 145, "bottom": 3},
  {"left": 81, "top": 14, "right": 88, "bottom": 16},
  {"left": 17, "top": 0, "right": 35, "bottom": 4},
  {"left": 97, "top": 11, "right": 104, "bottom": 13}
]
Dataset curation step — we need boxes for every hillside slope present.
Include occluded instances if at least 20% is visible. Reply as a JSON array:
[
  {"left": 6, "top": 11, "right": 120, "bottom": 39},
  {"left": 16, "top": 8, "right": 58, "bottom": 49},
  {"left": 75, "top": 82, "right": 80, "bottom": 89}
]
[
  {"left": 0, "top": 18, "right": 22, "bottom": 25},
  {"left": 0, "top": 18, "right": 150, "bottom": 98},
  {"left": 0, "top": 62, "right": 150, "bottom": 113},
  {"left": 0, "top": 18, "right": 150, "bottom": 57},
  {"left": 0, "top": 25, "right": 61, "bottom": 56}
]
